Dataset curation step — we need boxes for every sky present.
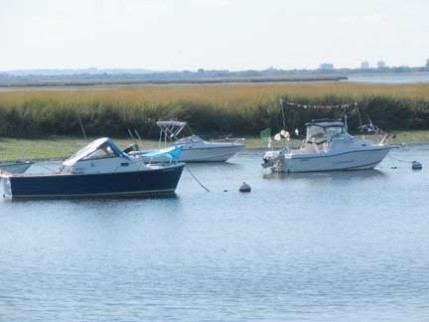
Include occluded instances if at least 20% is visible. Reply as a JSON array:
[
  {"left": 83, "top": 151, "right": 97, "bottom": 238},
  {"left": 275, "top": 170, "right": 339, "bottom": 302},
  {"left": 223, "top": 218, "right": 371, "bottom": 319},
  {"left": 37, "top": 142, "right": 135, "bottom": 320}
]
[{"left": 1, "top": 0, "right": 428, "bottom": 71}]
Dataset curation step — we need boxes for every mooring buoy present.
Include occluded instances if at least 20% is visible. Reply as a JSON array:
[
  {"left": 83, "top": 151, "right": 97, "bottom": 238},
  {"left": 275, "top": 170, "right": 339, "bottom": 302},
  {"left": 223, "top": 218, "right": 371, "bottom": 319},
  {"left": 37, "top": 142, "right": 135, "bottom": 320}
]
[
  {"left": 412, "top": 161, "right": 422, "bottom": 170},
  {"left": 239, "top": 182, "right": 251, "bottom": 193}
]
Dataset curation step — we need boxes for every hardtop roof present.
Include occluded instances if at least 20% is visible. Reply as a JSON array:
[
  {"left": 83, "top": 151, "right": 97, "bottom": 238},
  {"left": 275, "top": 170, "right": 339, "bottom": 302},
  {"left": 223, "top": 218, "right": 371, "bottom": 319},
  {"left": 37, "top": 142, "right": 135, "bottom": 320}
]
[
  {"left": 156, "top": 121, "right": 188, "bottom": 127},
  {"left": 305, "top": 121, "right": 345, "bottom": 128}
]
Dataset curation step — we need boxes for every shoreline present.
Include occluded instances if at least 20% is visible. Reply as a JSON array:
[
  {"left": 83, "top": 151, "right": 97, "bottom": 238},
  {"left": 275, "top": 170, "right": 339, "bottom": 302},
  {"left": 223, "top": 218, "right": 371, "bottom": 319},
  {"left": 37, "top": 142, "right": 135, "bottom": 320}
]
[
  {"left": 1, "top": 132, "right": 428, "bottom": 163},
  {"left": 0, "top": 75, "right": 347, "bottom": 90}
]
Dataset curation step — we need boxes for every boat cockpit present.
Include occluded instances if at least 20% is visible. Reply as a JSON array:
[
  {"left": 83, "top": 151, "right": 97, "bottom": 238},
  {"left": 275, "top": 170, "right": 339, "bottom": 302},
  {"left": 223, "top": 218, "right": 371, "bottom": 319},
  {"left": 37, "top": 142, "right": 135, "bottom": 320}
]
[
  {"left": 302, "top": 121, "right": 354, "bottom": 153},
  {"left": 61, "top": 138, "right": 133, "bottom": 174},
  {"left": 305, "top": 121, "right": 353, "bottom": 144}
]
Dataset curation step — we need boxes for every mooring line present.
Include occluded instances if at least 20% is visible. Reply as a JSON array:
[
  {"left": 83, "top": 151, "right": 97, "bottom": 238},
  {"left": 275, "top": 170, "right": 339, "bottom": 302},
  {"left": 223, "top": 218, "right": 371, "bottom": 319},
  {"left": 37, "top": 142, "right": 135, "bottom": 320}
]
[
  {"left": 186, "top": 167, "right": 210, "bottom": 192},
  {"left": 387, "top": 154, "right": 413, "bottom": 163}
]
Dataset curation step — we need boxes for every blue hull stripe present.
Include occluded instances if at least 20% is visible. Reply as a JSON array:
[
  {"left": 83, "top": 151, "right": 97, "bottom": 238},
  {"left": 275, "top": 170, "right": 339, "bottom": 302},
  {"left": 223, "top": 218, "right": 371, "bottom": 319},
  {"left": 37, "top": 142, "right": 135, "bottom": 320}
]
[
  {"left": 172, "top": 145, "right": 244, "bottom": 151},
  {"left": 288, "top": 147, "right": 390, "bottom": 160},
  {"left": 290, "top": 160, "right": 382, "bottom": 173}
]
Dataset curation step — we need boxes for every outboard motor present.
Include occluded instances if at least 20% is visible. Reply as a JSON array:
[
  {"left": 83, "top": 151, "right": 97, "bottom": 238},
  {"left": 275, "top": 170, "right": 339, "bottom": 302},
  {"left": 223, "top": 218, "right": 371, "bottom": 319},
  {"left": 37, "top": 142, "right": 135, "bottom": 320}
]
[{"left": 123, "top": 143, "right": 139, "bottom": 154}]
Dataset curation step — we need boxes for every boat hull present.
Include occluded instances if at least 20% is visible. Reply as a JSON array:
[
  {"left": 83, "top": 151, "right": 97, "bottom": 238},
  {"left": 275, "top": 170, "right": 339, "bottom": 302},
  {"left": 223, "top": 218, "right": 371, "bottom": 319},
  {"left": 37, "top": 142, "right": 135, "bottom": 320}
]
[
  {"left": 179, "top": 144, "right": 243, "bottom": 162},
  {"left": 140, "top": 144, "right": 244, "bottom": 163},
  {"left": 278, "top": 147, "right": 390, "bottom": 173},
  {"left": 2, "top": 164, "right": 185, "bottom": 199}
]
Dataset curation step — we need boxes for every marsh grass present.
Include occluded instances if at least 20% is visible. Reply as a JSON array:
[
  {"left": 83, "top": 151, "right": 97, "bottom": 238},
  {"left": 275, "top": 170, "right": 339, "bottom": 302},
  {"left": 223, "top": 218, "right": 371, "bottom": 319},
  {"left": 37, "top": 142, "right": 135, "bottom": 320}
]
[{"left": 0, "top": 82, "right": 428, "bottom": 138}]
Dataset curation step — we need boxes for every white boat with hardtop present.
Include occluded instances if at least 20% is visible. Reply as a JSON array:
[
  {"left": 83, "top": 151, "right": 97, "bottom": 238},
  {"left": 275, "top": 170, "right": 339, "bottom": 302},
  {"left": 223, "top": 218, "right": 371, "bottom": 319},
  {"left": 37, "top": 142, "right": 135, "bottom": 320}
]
[{"left": 262, "top": 120, "right": 391, "bottom": 173}]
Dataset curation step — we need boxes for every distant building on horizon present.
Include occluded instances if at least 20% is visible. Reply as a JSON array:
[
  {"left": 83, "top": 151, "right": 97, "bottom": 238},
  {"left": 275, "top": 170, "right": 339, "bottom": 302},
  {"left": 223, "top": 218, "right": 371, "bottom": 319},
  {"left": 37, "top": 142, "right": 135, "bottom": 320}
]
[
  {"left": 319, "top": 63, "right": 334, "bottom": 70},
  {"left": 361, "top": 61, "right": 370, "bottom": 69},
  {"left": 377, "top": 60, "right": 386, "bottom": 69},
  {"left": 426, "top": 59, "right": 429, "bottom": 68}
]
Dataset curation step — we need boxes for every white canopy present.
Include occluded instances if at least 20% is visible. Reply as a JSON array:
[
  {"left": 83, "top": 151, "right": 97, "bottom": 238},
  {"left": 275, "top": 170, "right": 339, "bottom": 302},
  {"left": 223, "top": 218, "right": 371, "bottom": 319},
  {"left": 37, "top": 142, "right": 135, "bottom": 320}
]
[
  {"left": 63, "top": 138, "right": 130, "bottom": 167},
  {"left": 156, "top": 120, "right": 195, "bottom": 142}
]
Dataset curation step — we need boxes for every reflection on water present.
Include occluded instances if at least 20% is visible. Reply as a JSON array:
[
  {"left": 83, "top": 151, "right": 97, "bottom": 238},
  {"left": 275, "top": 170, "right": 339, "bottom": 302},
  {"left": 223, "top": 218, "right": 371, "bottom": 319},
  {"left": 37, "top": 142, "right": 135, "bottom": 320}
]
[
  {"left": 8, "top": 192, "right": 180, "bottom": 203},
  {"left": 1, "top": 145, "right": 429, "bottom": 322}
]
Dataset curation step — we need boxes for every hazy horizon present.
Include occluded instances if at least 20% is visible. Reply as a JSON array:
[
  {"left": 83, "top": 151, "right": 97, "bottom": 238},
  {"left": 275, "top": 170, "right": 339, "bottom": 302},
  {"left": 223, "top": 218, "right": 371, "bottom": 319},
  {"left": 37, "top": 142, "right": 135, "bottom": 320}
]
[{"left": 2, "top": 0, "right": 428, "bottom": 72}]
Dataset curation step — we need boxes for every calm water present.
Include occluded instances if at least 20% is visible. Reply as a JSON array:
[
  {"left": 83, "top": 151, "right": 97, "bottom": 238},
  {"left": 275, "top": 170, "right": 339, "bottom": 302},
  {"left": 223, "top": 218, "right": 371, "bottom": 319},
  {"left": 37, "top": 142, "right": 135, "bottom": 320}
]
[
  {"left": 346, "top": 73, "right": 429, "bottom": 84},
  {"left": 0, "top": 73, "right": 428, "bottom": 93},
  {"left": 1, "top": 145, "right": 429, "bottom": 322}
]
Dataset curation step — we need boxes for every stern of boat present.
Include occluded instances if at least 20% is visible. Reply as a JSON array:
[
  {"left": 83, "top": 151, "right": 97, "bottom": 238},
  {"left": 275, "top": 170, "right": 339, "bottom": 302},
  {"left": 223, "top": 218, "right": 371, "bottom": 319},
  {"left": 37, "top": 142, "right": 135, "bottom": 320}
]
[
  {"left": 262, "top": 149, "right": 286, "bottom": 171},
  {"left": 1, "top": 175, "right": 12, "bottom": 198}
]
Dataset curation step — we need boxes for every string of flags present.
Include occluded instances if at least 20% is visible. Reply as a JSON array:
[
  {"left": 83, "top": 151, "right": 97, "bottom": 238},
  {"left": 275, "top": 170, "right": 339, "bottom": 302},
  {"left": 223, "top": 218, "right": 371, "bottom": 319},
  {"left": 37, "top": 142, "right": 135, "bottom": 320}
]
[
  {"left": 259, "top": 99, "right": 385, "bottom": 137},
  {"left": 279, "top": 98, "right": 358, "bottom": 110}
]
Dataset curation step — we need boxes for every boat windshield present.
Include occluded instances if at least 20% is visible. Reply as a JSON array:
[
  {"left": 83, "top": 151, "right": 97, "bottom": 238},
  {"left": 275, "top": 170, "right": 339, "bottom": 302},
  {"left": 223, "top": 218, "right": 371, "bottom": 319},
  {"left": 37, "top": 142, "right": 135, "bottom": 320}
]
[
  {"left": 63, "top": 137, "right": 129, "bottom": 167},
  {"left": 306, "top": 124, "right": 347, "bottom": 144},
  {"left": 325, "top": 126, "right": 344, "bottom": 138},
  {"left": 306, "top": 125, "right": 328, "bottom": 144},
  {"left": 82, "top": 142, "right": 119, "bottom": 160},
  {"left": 175, "top": 135, "right": 204, "bottom": 144}
]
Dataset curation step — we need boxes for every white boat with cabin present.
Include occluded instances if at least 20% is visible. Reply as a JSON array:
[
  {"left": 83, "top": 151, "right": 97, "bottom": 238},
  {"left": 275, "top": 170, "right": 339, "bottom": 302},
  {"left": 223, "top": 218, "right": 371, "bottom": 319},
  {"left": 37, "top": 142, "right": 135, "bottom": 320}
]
[{"left": 262, "top": 120, "right": 391, "bottom": 173}]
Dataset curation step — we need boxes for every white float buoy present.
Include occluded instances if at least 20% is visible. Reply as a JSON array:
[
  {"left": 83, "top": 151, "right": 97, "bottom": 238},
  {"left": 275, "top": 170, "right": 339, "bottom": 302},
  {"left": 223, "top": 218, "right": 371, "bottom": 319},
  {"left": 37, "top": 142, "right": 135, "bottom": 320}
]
[
  {"left": 412, "top": 161, "right": 422, "bottom": 170},
  {"left": 239, "top": 182, "right": 251, "bottom": 193}
]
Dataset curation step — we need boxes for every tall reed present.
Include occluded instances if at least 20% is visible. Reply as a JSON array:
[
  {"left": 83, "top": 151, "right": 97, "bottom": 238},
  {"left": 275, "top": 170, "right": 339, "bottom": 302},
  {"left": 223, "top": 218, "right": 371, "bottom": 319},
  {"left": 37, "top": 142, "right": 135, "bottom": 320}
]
[{"left": 0, "top": 82, "right": 428, "bottom": 137}]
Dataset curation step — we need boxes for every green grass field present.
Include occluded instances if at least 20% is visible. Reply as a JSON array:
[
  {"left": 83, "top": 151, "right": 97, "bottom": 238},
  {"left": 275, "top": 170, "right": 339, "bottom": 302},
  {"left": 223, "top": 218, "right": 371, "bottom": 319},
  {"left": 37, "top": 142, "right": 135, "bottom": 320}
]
[{"left": 1, "top": 131, "right": 428, "bottom": 162}]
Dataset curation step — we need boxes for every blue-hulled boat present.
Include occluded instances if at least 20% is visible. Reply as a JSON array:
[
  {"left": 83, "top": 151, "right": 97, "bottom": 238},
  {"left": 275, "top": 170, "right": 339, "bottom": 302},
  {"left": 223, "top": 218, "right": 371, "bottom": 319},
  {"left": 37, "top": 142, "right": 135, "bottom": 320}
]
[{"left": 1, "top": 138, "right": 184, "bottom": 199}]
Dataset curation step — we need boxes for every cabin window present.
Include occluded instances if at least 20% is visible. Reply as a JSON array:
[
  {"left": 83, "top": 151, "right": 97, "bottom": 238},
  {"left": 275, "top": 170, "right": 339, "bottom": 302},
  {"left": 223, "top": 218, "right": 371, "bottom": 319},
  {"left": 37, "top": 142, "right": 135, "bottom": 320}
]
[
  {"left": 326, "top": 127, "right": 343, "bottom": 138},
  {"left": 306, "top": 126, "right": 327, "bottom": 144},
  {"left": 326, "top": 127, "right": 353, "bottom": 140}
]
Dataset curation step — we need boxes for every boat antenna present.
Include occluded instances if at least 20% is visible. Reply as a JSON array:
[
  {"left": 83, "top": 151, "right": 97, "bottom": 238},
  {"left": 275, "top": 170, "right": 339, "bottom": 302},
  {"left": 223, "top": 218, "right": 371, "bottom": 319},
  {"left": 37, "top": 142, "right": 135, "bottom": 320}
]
[
  {"left": 127, "top": 128, "right": 138, "bottom": 146},
  {"left": 280, "top": 97, "right": 286, "bottom": 130},
  {"left": 76, "top": 111, "right": 87, "bottom": 140},
  {"left": 159, "top": 128, "right": 163, "bottom": 148},
  {"left": 342, "top": 105, "right": 348, "bottom": 131},
  {"left": 134, "top": 129, "right": 144, "bottom": 148},
  {"left": 356, "top": 105, "right": 363, "bottom": 128}
]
